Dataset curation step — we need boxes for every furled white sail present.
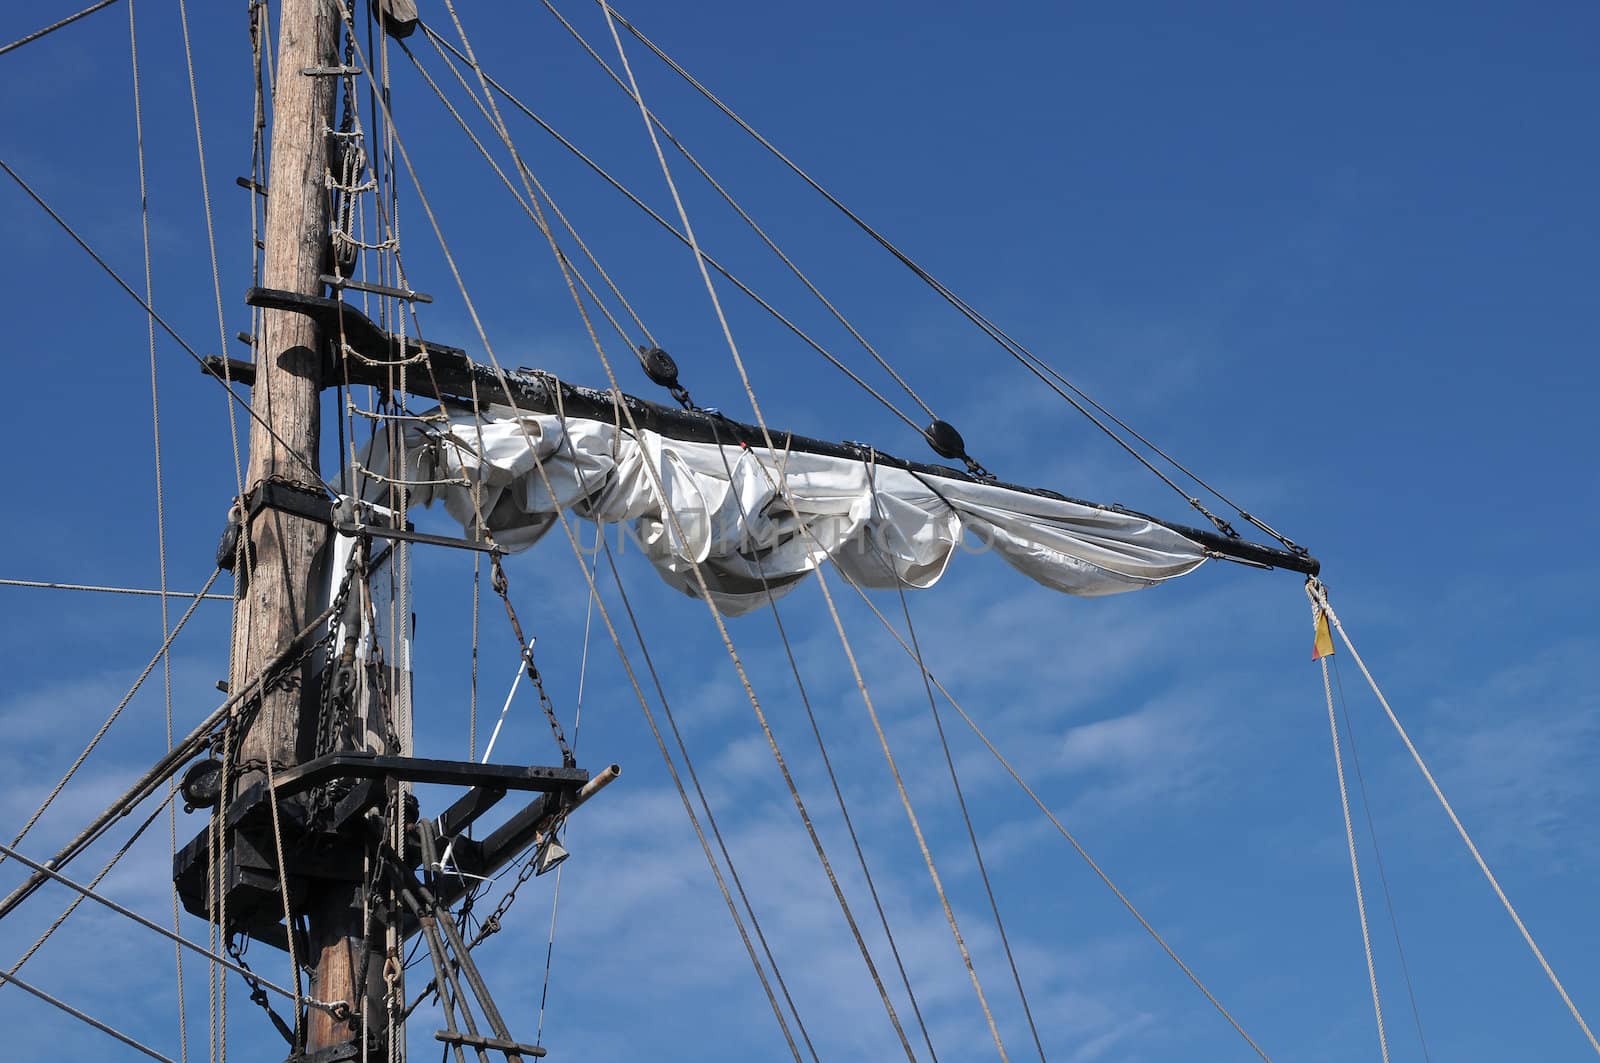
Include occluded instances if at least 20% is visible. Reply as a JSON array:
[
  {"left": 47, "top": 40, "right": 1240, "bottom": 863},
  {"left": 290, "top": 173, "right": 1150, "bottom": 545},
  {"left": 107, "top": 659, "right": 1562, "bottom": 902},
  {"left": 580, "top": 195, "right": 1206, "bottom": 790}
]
[{"left": 362, "top": 406, "right": 1207, "bottom": 616}]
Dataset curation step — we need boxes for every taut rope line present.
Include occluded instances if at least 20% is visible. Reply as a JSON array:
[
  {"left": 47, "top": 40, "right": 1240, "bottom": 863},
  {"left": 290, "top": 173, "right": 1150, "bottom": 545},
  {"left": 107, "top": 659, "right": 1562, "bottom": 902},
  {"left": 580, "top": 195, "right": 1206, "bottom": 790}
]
[{"left": 1309, "top": 579, "right": 1600, "bottom": 1056}]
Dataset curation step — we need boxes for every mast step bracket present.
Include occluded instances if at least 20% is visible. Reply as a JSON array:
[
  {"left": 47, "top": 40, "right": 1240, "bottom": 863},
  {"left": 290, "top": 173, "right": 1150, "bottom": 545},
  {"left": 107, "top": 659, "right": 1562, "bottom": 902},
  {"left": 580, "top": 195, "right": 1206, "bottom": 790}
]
[{"left": 434, "top": 1030, "right": 547, "bottom": 1058}]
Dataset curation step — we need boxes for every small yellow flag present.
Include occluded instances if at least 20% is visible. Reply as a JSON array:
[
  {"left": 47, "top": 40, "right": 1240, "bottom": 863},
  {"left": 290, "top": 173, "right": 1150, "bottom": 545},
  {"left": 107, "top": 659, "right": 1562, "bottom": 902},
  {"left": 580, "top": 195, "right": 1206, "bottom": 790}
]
[{"left": 1312, "top": 611, "right": 1335, "bottom": 660}]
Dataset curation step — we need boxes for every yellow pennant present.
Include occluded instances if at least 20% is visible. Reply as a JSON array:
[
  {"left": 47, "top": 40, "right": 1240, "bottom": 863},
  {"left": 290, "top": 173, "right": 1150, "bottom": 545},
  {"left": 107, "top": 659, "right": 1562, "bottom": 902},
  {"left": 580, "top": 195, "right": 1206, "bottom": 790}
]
[{"left": 1312, "top": 611, "right": 1335, "bottom": 660}]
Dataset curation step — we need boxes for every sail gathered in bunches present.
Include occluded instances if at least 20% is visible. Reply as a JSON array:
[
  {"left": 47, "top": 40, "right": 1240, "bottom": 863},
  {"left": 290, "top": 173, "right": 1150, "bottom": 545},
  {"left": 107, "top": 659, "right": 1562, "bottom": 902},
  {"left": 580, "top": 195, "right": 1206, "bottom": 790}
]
[{"left": 363, "top": 405, "right": 1207, "bottom": 616}]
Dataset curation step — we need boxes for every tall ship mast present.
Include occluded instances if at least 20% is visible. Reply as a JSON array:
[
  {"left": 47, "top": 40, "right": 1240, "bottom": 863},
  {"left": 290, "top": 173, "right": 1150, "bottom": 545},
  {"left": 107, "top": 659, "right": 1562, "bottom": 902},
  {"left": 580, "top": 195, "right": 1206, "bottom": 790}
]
[{"left": 0, "top": 3, "right": 1595, "bottom": 1061}]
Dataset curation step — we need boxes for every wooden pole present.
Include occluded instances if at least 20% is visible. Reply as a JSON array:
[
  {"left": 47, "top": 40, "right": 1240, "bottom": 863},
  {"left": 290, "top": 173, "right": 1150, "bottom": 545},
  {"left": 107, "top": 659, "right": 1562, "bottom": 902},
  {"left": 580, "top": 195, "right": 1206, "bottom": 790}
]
[{"left": 233, "top": 0, "right": 371, "bottom": 1052}]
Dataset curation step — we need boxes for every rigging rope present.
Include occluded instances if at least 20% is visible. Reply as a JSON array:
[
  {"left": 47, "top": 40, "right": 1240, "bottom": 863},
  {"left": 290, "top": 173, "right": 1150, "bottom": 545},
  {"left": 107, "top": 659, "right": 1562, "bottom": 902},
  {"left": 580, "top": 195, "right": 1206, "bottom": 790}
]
[
  {"left": 699, "top": 423, "right": 926, "bottom": 1062},
  {"left": 533, "top": 525, "right": 599, "bottom": 1048},
  {"left": 540, "top": 0, "right": 942, "bottom": 427},
  {"left": 0, "top": 0, "right": 122, "bottom": 59},
  {"left": 4, "top": 791, "right": 172, "bottom": 980},
  {"left": 598, "top": 5, "right": 1012, "bottom": 1055},
  {"left": 1308, "top": 580, "right": 1600, "bottom": 1056},
  {"left": 126, "top": 2, "right": 189, "bottom": 1052},
  {"left": 0, "top": 839, "right": 311, "bottom": 1011},
  {"left": 348, "top": 14, "right": 1258, "bottom": 1060},
  {"left": 260, "top": 675, "right": 302, "bottom": 1044},
  {"left": 333, "top": 12, "right": 809, "bottom": 1054},
  {"left": 175, "top": 0, "right": 245, "bottom": 502},
  {"left": 867, "top": 459, "right": 1047, "bottom": 1061},
  {"left": 1312, "top": 597, "right": 1389, "bottom": 1062},
  {"left": 0, "top": 969, "right": 175, "bottom": 1062},
  {"left": 0, "top": 578, "right": 229, "bottom": 601},
  {"left": 415, "top": 27, "right": 928, "bottom": 440},
  {"left": 834, "top": 564, "right": 1273, "bottom": 1059},
  {"left": 598, "top": 3, "right": 1305, "bottom": 549},
  {"left": 408, "top": 32, "right": 655, "bottom": 354},
  {"left": 0, "top": 567, "right": 221, "bottom": 869},
  {"left": 1333, "top": 659, "right": 1432, "bottom": 1061},
  {"left": 0, "top": 159, "right": 338, "bottom": 500}
]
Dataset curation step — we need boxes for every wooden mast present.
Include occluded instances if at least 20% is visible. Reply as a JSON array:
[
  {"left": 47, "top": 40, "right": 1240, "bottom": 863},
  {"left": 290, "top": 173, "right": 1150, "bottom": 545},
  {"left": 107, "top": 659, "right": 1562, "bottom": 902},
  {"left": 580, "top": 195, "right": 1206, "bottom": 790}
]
[{"left": 233, "top": 0, "right": 370, "bottom": 1051}]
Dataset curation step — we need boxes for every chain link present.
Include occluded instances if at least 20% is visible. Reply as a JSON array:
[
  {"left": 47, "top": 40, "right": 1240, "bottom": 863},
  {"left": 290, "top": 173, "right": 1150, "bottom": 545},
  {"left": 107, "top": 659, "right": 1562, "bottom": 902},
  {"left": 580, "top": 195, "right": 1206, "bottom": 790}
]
[
  {"left": 466, "top": 846, "right": 544, "bottom": 950},
  {"left": 488, "top": 555, "right": 576, "bottom": 767},
  {"left": 227, "top": 937, "right": 296, "bottom": 1045},
  {"left": 314, "top": 547, "right": 364, "bottom": 760}
]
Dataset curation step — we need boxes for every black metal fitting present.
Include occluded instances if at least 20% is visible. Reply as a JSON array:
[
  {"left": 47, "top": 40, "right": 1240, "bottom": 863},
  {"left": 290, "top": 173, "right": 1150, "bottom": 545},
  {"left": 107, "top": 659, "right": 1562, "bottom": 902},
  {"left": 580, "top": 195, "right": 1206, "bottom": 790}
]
[
  {"left": 924, "top": 419, "right": 966, "bottom": 461},
  {"left": 180, "top": 758, "right": 226, "bottom": 813},
  {"left": 216, "top": 507, "right": 244, "bottom": 571},
  {"left": 640, "top": 345, "right": 679, "bottom": 389}
]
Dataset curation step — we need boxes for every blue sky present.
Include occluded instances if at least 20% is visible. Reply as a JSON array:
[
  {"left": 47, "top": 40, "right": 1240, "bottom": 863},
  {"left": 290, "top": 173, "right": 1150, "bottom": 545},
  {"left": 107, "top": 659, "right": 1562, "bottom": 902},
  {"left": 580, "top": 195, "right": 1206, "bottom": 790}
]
[{"left": 1, "top": 1, "right": 1597, "bottom": 1060}]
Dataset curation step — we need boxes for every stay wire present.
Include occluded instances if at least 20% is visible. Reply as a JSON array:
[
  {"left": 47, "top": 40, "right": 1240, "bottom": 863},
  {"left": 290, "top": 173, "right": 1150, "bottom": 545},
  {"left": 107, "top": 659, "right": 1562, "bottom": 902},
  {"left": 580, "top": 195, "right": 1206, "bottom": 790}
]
[
  {"left": 540, "top": 0, "right": 940, "bottom": 425},
  {"left": 415, "top": 27, "right": 654, "bottom": 354},
  {"left": 3, "top": 790, "right": 174, "bottom": 980},
  {"left": 602, "top": 3, "right": 1302, "bottom": 550},
  {"left": 402, "top": 32, "right": 647, "bottom": 355},
  {"left": 371, "top": 14, "right": 1203, "bottom": 1056},
  {"left": 126, "top": 3, "right": 189, "bottom": 1055},
  {"left": 832, "top": 563, "right": 1273, "bottom": 1059},
  {"left": 701, "top": 422, "right": 924, "bottom": 1063},
  {"left": 416, "top": 26, "right": 926, "bottom": 439},
  {"left": 579, "top": 475, "right": 815, "bottom": 1062},
  {"left": 0, "top": 577, "right": 229, "bottom": 601},
  {"left": 353, "top": 10, "right": 854, "bottom": 1053},
  {"left": 1332, "top": 657, "right": 1432, "bottom": 1062},
  {"left": 175, "top": 0, "right": 246, "bottom": 501},
  {"left": 0, "top": 567, "right": 221, "bottom": 869},
  {"left": 1311, "top": 596, "right": 1389, "bottom": 1063},
  {"left": 598, "top": 5, "right": 1011, "bottom": 1056},
  {"left": 0, "top": 0, "right": 122, "bottom": 58},
  {"left": 372, "top": 17, "right": 1249, "bottom": 1058},
  {"left": 334, "top": 12, "right": 805, "bottom": 1055},
  {"left": 0, "top": 838, "right": 315, "bottom": 1010},
  {"left": 0, "top": 158, "right": 337, "bottom": 499},
  {"left": 1308, "top": 580, "right": 1600, "bottom": 1056},
  {"left": 866, "top": 457, "right": 1047, "bottom": 1061},
  {"left": 534, "top": 525, "right": 600, "bottom": 1048},
  {"left": 0, "top": 968, "right": 175, "bottom": 1062}
]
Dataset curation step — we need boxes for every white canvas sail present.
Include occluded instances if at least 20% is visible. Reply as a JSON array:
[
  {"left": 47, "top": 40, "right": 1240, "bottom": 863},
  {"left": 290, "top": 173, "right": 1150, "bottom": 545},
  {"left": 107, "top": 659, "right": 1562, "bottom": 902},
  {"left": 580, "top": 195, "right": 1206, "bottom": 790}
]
[{"left": 362, "top": 405, "right": 1208, "bottom": 615}]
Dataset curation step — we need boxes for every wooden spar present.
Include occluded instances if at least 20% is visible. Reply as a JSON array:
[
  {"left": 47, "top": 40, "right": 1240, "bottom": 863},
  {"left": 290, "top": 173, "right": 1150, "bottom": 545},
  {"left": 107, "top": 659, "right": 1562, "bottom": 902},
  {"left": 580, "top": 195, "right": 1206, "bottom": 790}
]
[
  {"left": 237, "top": 0, "right": 374, "bottom": 1052},
  {"left": 206, "top": 289, "right": 1321, "bottom": 577}
]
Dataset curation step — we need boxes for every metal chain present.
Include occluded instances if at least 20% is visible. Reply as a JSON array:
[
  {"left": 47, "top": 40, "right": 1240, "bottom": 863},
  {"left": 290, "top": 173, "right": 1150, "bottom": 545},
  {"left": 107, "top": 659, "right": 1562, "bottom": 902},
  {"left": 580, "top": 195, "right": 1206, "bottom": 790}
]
[
  {"left": 487, "top": 556, "right": 575, "bottom": 767},
  {"left": 225, "top": 940, "right": 295, "bottom": 1046},
  {"left": 469, "top": 857, "right": 536, "bottom": 949},
  {"left": 314, "top": 549, "right": 365, "bottom": 760},
  {"left": 222, "top": 623, "right": 343, "bottom": 772}
]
